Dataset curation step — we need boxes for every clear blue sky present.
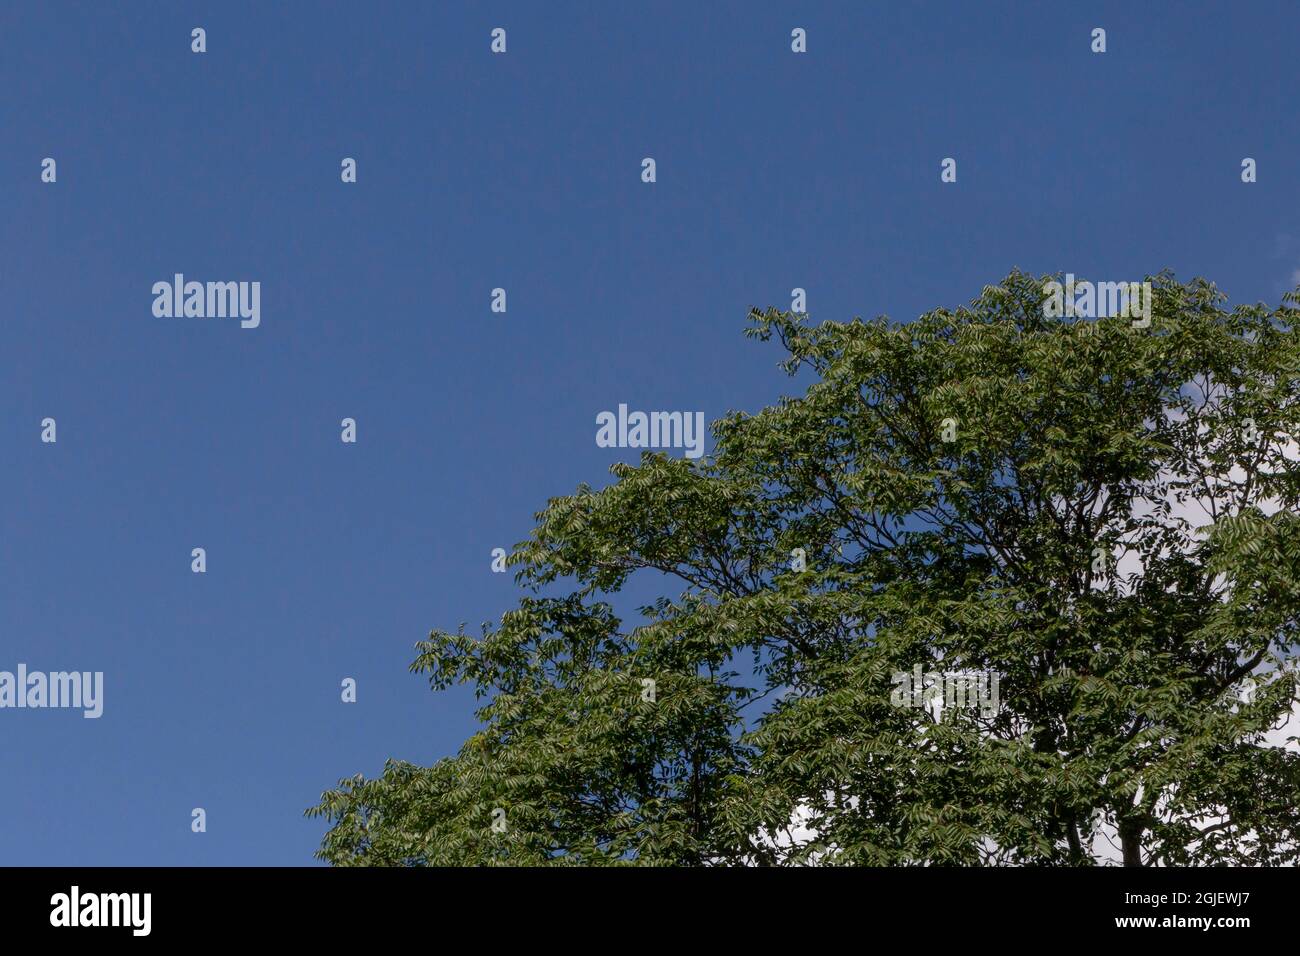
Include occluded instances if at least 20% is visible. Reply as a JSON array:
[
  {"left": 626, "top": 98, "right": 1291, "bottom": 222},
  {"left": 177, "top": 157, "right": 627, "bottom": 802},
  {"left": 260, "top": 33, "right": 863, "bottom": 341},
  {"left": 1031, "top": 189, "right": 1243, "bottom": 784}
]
[{"left": 1, "top": 1, "right": 1296, "bottom": 865}]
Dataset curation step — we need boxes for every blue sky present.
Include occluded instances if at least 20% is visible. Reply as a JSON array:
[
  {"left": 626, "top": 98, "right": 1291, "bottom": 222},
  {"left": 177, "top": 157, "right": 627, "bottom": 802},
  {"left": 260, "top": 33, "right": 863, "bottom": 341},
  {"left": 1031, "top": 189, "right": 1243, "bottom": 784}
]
[{"left": 1, "top": 1, "right": 1296, "bottom": 865}]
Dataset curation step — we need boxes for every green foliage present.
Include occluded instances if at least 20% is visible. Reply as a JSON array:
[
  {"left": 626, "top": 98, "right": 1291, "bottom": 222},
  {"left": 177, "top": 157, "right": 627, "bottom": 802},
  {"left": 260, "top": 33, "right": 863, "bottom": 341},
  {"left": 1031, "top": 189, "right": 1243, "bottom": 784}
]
[{"left": 309, "top": 271, "right": 1300, "bottom": 865}]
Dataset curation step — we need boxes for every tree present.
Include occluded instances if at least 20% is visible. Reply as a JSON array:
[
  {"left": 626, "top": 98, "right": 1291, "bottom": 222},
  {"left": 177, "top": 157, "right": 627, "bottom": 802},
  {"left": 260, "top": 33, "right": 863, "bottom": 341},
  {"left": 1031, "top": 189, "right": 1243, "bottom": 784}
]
[{"left": 308, "top": 270, "right": 1300, "bottom": 866}]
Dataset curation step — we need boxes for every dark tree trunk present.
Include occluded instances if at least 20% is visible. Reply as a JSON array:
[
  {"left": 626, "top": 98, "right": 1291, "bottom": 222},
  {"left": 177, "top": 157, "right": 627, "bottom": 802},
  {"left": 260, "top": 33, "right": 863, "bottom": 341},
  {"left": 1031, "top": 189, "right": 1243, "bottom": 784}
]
[{"left": 1119, "top": 817, "right": 1144, "bottom": 867}]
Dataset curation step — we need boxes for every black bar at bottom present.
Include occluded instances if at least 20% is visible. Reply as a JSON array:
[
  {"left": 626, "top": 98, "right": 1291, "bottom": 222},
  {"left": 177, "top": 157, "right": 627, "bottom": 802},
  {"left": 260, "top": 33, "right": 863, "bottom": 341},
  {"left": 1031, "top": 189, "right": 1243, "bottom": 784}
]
[{"left": 0, "top": 866, "right": 1278, "bottom": 941}]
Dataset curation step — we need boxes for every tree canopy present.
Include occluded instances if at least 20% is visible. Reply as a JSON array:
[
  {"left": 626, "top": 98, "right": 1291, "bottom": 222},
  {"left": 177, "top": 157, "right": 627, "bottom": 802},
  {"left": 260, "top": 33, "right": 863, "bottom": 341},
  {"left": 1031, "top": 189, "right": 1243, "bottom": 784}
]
[{"left": 309, "top": 270, "right": 1300, "bottom": 865}]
